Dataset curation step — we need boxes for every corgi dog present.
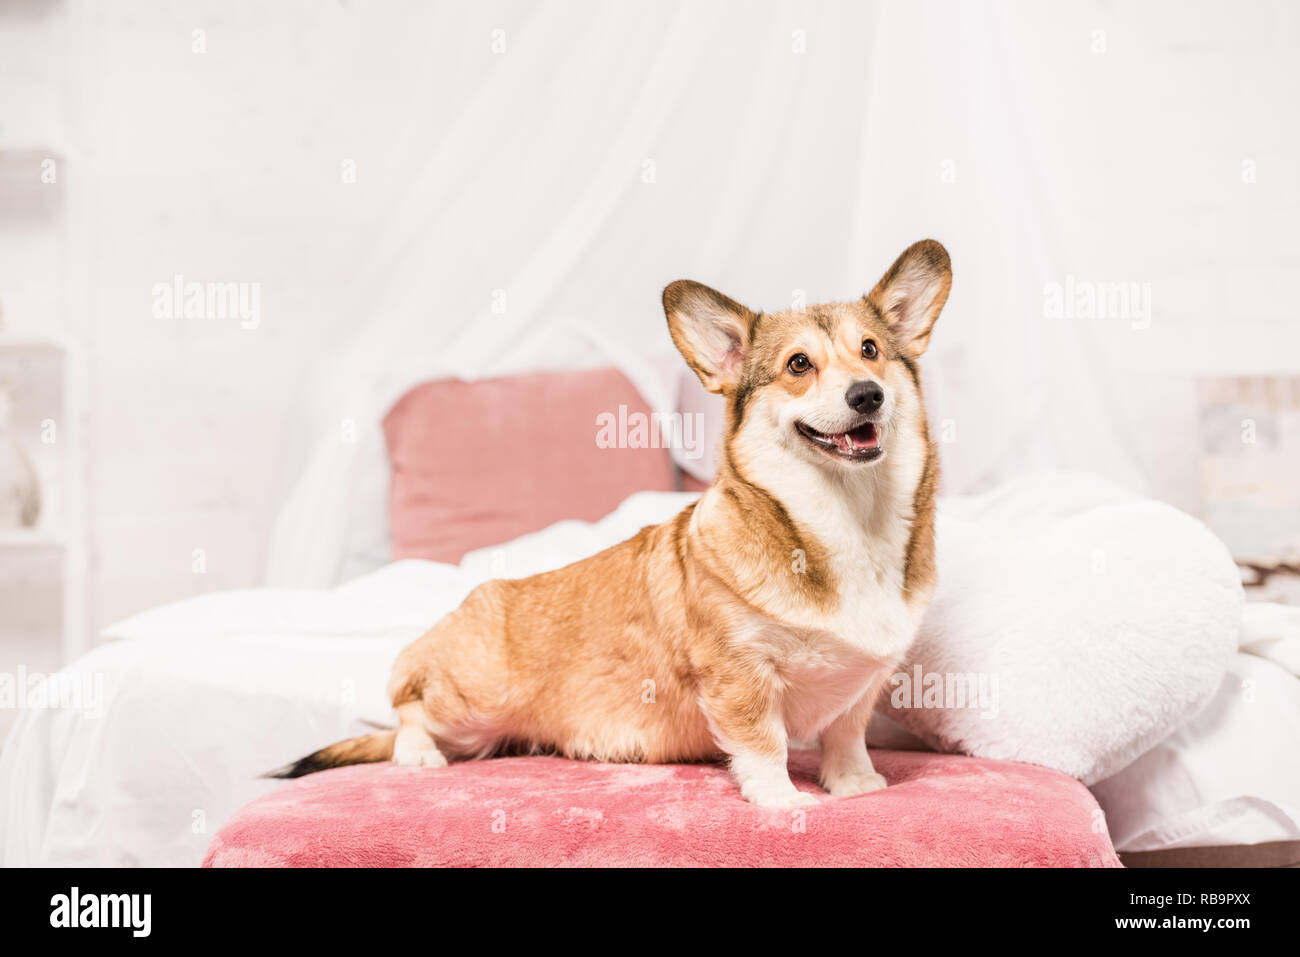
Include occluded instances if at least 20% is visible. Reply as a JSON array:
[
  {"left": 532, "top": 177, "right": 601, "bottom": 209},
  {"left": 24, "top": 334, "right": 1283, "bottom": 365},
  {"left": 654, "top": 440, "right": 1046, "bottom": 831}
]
[{"left": 273, "top": 239, "right": 951, "bottom": 807}]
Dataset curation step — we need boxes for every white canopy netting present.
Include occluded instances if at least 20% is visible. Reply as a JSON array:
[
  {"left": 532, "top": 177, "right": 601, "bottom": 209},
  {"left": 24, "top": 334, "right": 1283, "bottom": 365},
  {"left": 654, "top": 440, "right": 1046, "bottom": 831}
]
[{"left": 265, "top": 0, "right": 1147, "bottom": 587}]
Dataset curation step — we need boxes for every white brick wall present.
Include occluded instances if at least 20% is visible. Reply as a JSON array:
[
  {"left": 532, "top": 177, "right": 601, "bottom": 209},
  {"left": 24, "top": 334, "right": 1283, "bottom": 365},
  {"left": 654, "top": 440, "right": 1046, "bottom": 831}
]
[{"left": 41, "top": 1, "right": 438, "bottom": 635}]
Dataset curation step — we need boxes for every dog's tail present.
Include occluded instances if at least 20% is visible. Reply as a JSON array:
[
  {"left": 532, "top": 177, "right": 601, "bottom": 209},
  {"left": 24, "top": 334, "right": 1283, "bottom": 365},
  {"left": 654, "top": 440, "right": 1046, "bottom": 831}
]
[{"left": 262, "top": 730, "right": 397, "bottom": 779}]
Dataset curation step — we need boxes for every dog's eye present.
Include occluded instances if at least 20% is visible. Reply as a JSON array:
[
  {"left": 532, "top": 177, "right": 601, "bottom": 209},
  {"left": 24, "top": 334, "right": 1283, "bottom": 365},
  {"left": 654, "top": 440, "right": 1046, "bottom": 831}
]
[
  {"left": 862, "top": 339, "right": 879, "bottom": 360},
  {"left": 787, "top": 353, "right": 812, "bottom": 375}
]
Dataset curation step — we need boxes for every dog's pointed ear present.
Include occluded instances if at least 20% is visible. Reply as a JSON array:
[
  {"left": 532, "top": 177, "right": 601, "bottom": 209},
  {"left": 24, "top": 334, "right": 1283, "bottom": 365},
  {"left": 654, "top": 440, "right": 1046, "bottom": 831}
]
[
  {"left": 866, "top": 239, "right": 951, "bottom": 358},
  {"left": 663, "top": 280, "right": 757, "bottom": 394}
]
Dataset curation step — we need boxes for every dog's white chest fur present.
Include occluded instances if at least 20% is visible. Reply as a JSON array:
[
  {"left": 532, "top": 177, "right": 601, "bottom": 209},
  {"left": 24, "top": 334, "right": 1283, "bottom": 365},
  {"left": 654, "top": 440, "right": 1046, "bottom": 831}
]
[
  {"left": 741, "top": 611, "right": 910, "bottom": 741},
  {"left": 733, "top": 434, "right": 927, "bottom": 741}
]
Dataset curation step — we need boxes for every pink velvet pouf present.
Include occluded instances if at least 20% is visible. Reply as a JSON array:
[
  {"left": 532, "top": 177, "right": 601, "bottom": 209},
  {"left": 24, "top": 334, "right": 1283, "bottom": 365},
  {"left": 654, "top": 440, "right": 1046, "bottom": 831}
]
[{"left": 204, "top": 749, "right": 1119, "bottom": 868}]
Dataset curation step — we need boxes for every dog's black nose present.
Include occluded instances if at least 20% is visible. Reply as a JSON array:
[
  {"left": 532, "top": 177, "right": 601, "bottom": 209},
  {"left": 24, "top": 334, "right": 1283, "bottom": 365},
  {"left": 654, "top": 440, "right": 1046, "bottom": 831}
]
[{"left": 845, "top": 380, "right": 885, "bottom": 413}]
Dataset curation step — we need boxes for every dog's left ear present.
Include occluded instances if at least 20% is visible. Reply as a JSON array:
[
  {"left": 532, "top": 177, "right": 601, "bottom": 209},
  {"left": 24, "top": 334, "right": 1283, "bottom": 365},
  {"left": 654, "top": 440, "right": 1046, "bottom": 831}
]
[
  {"left": 663, "top": 280, "right": 757, "bottom": 395},
  {"left": 866, "top": 239, "right": 952, "bottom": 358}
]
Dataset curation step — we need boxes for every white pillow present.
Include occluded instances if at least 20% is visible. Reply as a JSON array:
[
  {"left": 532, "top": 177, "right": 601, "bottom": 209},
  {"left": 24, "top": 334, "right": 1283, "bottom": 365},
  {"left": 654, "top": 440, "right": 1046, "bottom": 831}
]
[{"left": 885, "top": 472, "right": 1243, "bottom": 785}]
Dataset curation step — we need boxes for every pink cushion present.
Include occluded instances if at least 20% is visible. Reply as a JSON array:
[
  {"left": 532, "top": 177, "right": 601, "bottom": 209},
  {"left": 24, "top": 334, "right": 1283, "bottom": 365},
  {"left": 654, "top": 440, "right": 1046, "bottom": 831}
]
[
  {"left": 383, "top": 368, "right": 676, "bottom": 564},
  {"left": 205, "top": 750, "right": 1119, "bottom": 867}
]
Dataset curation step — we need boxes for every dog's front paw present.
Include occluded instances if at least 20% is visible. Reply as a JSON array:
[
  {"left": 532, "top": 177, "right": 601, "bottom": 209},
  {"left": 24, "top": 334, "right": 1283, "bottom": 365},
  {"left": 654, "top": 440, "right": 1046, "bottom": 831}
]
[
  {"left": 821, "top": 770, "right": 887, "bottom": 798},
  {"left": 742, "top": 782, "right": 820, "bottom": 808}
]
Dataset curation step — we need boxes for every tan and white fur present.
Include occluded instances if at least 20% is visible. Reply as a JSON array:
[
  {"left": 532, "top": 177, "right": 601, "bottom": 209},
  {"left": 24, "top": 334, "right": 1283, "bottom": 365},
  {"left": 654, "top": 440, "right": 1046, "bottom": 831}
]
[{"left": 272, "top": 240, "right": 952, "bottom": 807}]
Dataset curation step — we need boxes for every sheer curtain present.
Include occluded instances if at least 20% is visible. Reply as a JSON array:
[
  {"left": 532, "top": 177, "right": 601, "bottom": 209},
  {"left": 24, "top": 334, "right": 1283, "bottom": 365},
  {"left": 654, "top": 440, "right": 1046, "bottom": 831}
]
[{"left": 265, "top": 0, "right": 1146, "bottom": 587}]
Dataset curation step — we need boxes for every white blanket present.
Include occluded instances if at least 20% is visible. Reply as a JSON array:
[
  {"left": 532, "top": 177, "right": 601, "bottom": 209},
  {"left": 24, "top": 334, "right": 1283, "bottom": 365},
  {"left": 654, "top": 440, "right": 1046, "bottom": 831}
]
[{"left": 0, "top": 481, "right": 1290, "bottom": 866}]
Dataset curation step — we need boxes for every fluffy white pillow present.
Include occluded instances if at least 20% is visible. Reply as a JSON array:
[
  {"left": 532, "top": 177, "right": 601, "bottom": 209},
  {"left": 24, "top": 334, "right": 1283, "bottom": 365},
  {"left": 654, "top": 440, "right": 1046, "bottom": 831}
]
[{"left": 884, "top": 472, "right": 1243, "bottom": 785}]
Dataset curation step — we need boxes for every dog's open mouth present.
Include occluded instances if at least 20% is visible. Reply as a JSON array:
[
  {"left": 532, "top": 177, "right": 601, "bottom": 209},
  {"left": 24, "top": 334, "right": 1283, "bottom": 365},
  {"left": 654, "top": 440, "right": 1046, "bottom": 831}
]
[{"left": 795, "top": 420, "right": 883, "bottom": 461}]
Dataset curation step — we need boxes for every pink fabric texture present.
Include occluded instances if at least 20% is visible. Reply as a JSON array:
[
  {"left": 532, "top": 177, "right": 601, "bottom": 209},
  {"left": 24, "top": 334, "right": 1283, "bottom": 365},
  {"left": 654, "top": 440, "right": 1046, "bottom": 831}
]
[
  {"left": 383, "top": 368, "right": 676, "bottom": 564},
  {"left": 205, "top": 750, "right": 1119, "bottom": 867}
]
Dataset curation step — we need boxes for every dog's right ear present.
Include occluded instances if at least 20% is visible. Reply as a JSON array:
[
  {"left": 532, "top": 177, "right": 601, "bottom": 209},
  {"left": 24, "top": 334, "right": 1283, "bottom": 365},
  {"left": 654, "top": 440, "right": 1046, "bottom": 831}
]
[{"left": 663, "top": 280, "right": 756, "bottom": 395}]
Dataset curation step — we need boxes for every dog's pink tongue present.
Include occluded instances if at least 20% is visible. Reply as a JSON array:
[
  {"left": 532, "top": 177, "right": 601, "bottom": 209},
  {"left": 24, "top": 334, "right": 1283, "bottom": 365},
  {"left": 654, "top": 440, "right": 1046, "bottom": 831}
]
[{"left": 848, "top": 423, "right": 878, "bottom": 450}]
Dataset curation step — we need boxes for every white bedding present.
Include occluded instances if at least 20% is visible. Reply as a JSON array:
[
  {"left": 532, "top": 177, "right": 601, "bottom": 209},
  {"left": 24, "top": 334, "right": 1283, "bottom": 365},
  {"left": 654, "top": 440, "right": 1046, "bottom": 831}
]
[
  {"left": 0, "top": 567, "right": 441, "bottom": 867},
  {"left": 0, "top": 493, "right": 699, "bottom": 867},
  {"left": 2, "top": 489, "right": 1296, "bottom": 866},
  {"left": 1091, "top": 604, "right": 1300, "bottom": 851}
]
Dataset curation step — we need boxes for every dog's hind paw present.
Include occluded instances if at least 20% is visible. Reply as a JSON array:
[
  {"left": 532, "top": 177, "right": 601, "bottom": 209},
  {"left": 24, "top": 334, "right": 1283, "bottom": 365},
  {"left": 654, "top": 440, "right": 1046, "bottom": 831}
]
[{"left": 393, "top": 745, "right": 448, "bottom": 769}]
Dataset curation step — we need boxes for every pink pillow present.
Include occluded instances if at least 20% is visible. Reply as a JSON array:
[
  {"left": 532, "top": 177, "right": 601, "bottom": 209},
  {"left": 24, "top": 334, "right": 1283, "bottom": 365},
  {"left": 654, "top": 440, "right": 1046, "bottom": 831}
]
[
  {"left": 204, "top": 750, "right": 1120, "bottom": 867},
  {"left": 383, "top": 368, "right": 676, "bottom": 564}
]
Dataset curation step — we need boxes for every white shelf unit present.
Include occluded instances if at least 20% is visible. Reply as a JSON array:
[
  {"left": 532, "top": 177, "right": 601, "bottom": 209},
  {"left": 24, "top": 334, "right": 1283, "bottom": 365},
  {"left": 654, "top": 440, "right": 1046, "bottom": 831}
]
[
  {"left": 0, "top": 335, "right": 87, "bottom": 669},
  {"left": 0, "top": 528, "right": 66, "bottom": 549},
  {"left": 1, "top": 0, "right": 91, "bottom": 749}
]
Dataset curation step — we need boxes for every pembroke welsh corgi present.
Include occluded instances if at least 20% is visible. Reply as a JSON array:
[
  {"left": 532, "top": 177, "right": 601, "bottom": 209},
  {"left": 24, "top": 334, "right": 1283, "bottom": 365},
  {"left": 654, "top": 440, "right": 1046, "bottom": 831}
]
[{"left": 273, "top": 239, "right": 951, "bottom": 807}]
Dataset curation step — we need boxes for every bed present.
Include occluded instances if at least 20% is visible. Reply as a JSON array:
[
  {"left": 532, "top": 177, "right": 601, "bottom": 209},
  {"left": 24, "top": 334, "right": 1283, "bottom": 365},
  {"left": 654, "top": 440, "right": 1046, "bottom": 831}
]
[{"left": 2, "top": 369, "right": 1297, "bottom": 867}]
